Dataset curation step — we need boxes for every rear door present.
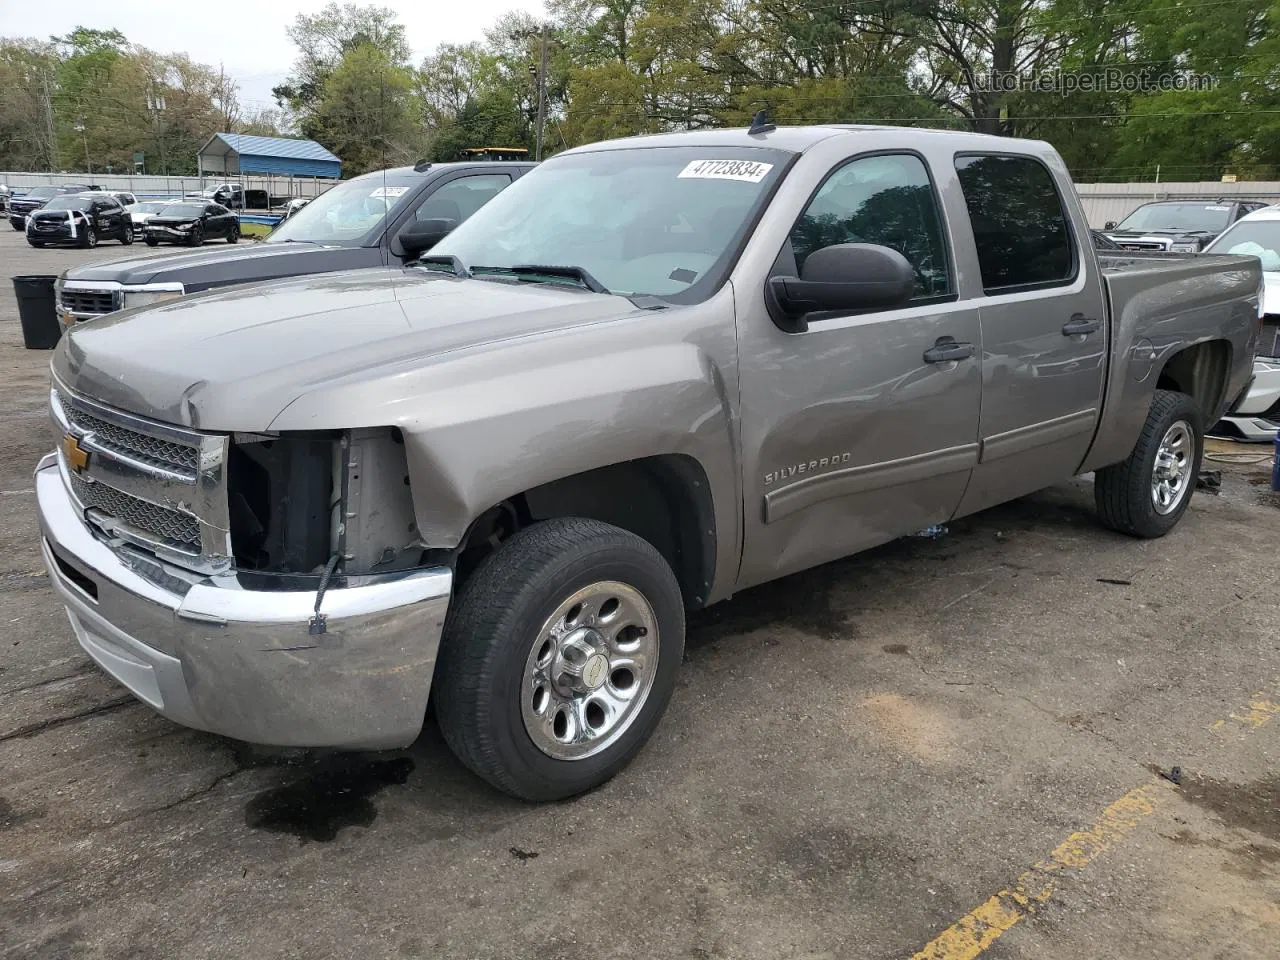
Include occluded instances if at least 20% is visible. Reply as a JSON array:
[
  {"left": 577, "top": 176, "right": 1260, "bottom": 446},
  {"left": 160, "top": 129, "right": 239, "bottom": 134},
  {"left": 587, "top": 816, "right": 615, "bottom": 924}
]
[
  {"left": 951, "top": 153, "right": 1109, "bottom": 518},
  {"left": 735, "top": 150, "right": 982, "bottom": 589}
]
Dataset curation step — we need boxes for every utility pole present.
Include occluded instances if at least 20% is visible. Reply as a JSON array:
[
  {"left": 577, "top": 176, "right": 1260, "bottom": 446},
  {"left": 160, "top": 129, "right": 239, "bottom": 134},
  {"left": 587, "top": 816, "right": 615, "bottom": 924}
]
[
  {"left": 535, "top": 24, "right": 549, "bottom": 161},
  {"left": 75, "top": 114, "right": 91, "bottom": 175},
  {"left": 40, "top": 70, "right": 59, "bottom": 172}
]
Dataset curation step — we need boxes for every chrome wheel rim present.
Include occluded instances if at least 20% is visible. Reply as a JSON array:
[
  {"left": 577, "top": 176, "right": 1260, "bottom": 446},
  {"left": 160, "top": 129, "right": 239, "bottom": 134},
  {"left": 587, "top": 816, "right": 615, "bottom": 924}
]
[
  {"left": 521, "top": 581, "right": 660, "bottom": 761},
  {"left": 1152, "top": 420, "right": 1193, "bottom": 515}
]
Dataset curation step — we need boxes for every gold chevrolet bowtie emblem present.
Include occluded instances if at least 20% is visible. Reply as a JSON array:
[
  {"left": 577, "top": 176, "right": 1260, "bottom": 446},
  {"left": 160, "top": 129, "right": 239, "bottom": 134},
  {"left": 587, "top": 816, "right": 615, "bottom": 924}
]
[{"left": 62, "top": 433, "right": 90, "bottom": 472}]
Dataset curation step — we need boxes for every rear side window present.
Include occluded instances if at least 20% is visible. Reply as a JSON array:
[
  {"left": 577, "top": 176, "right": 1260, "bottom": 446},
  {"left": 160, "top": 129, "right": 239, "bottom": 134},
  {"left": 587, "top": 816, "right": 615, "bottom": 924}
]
[
  {"left": 955, "top": 154, "right": 1075, "bottom": 292},
  {"left": 789, "top": 153, "right": 951, "bottom": 299}
]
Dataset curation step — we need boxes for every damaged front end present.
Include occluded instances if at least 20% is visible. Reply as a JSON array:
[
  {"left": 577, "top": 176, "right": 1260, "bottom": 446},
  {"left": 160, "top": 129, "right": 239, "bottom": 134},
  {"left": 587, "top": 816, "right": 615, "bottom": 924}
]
[{"left": 37, "top": 383, "right": 452, "bottom": 749}]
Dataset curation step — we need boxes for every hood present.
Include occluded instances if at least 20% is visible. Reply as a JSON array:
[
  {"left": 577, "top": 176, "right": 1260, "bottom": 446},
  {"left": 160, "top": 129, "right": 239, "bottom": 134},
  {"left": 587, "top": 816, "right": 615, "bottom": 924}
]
[
  {"left": 61, "top": 241, "right": 366, "bottom": 287},
  {"left": 52, "top": 267, "right": 647, "bottom": 432},
  {"left": 31, "top": 208, "right": 88, "bottom": 221}
]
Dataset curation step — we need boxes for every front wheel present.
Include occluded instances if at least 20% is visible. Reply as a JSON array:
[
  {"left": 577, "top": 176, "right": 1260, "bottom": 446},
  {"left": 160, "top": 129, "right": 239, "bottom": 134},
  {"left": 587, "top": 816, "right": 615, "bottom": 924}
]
[
  {"left": 120, "top": 226, "right": 133, "bottom": 245},
  {"left": 187, "top": 227, "right": 203, "bottom": 247},
  {"left": 144, "top": 238, "right": 159, "bottom": 246},
  {"left": 434, "top": 518, "right": 685, "bottom": 801},
  {"left": 1095, "top": 389, "right": 1203, "bottom": 538},
  {"left": 227, "top": 228, "right": 239, "bottom": 244},
  {"left": 80, "top": 226, "right": 97, "bottom": 249}
]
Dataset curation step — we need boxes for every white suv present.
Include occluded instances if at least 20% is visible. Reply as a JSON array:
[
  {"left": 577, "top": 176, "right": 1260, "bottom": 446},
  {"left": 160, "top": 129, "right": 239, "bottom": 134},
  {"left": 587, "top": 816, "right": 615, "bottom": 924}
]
[{"left": 1205, "top": 204, "right": 1280, "bottom": 440}]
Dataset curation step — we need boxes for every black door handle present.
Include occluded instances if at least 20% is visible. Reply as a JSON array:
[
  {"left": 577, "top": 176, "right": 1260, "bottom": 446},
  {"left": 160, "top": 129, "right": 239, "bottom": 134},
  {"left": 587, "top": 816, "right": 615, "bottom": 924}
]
[
  {"left": 923, "top": 337, "right": 976, "bottom": 364},
  {"left": 1062, "top": 314, "right": 1101, "bottom": 337}
]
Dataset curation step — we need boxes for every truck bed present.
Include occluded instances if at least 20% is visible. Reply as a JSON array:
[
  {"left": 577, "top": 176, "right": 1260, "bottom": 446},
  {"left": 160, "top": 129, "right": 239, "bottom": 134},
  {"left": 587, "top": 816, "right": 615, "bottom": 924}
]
[{"left": 1080, "top": 250, "right": 1262, "bottom": 472}]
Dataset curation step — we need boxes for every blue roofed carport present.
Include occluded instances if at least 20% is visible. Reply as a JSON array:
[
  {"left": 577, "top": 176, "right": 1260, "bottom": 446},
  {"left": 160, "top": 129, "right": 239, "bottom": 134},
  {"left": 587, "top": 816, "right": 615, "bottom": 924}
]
[{"left": 196, "top": 133, "right": 342, "bottom": 179}]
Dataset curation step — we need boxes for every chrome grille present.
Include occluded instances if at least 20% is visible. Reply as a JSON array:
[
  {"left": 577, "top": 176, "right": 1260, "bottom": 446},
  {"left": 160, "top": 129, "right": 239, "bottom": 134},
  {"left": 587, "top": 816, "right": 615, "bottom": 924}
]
[
  {"left": 70, "top": 473, "right": 202, "bottom": 551},
  {"left": 58, "top": 289, "right": 118, "bottom": 317},
  {"left": 64, "top": 400, "right": 199, "bottom": 476},
  {"left": 52, "top": 385, "right": 232, "bottom": 574}
]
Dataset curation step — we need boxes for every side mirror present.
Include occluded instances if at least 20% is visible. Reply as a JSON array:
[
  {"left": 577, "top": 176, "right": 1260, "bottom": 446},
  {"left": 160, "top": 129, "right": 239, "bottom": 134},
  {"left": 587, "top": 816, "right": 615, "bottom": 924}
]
[
  {"left": 1104, "top": 220, "right": 1116, "bottom": 230},
  {"left": 399, "top": 218, "right": 456, "bottom": 259},
  {"left": 767, "top": 243, "right": 915, "bottom": 332}
]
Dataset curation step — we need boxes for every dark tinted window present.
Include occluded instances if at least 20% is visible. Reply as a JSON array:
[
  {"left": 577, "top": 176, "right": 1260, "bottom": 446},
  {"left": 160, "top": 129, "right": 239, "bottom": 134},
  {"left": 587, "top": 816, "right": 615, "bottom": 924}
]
[
  {"left": 209, "top": 204, "right": 230, "bottom": 216},
  {"left": 789, "top": 153, "right": 950, "bottom": 299},
  {"left": 414, "top": 174, "right": 512, "bottom": 224},
  {"left": 955, "top": 154, "right": 1074, "bottom": 291}
]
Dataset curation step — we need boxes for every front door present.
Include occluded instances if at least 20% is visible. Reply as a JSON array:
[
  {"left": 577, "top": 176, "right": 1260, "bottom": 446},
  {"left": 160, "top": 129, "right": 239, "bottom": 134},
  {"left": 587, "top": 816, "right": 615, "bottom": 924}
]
[
  {"left": 735, "top": 151, "right": 982, "bottom": 589},
  {"left": 950, "top": 154, "right": 1109, "bottom": 517}
]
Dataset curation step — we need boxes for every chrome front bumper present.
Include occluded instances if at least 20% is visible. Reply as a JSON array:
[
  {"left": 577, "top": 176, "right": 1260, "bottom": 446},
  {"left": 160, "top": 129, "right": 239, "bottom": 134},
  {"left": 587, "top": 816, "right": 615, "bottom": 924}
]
[{"left": 36, "top": 453, "right": 453, "bottom": 749}]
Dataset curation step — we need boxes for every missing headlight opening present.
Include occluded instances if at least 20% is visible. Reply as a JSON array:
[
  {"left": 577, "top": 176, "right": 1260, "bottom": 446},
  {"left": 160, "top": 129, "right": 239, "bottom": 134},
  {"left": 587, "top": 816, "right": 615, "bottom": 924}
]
[{"left": 227, "top": 428, "right": 422, "bottom": 577}]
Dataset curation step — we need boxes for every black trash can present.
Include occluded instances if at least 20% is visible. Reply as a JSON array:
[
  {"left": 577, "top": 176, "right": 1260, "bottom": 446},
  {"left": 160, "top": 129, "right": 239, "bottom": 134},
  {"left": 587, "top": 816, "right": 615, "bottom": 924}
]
[{"left": 12, "top": 275, "right": 61, "bottom": 349}]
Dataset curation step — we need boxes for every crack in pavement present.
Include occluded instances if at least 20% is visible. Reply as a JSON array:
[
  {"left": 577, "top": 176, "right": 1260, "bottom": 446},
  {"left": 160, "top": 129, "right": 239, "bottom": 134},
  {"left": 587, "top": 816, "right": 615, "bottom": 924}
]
[
  {"left": 106, "top": 765, "right": 248, "bottom": 830},
  {"left": 1, "top": 669, "right": 98, "bottom": 697},
  {"left": 0, "top": 697, "right": 136, "bottom": 743}
]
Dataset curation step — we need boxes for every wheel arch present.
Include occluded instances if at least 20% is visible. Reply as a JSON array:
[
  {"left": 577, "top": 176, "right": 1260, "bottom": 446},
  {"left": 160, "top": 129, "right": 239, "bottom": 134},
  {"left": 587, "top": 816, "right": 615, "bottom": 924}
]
[
  {"left": 453, "top": 455, "right": 718, "bottom": 611},
  {"left": 1154, "top": 338, "right": 1232, "bottom": 426}
]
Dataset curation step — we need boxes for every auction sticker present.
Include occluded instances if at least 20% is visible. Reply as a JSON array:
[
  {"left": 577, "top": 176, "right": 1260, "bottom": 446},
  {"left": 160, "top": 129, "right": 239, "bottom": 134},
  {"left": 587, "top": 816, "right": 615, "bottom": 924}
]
[
  {"left": 678, "top": 159, "right": 774, "bottom": 183},
  {"left": 370, "top": 186, "right": 410, "bottom": 198}
]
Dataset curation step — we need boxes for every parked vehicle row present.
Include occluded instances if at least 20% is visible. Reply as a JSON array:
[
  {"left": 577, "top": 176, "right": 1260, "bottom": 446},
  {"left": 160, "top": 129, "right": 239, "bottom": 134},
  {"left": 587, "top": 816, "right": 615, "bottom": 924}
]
[
  {"left": 9, "top": 184, "right": 96, "bottom": 230},
  {"left": 1102, "top": 198, "right": 1269, "bottom": 252},
  {"left": 37, "top": 124, "right": 1262, "bottom": 803},
  {"left": 55, "top": 159, "right": 534, "bottom": 322}
]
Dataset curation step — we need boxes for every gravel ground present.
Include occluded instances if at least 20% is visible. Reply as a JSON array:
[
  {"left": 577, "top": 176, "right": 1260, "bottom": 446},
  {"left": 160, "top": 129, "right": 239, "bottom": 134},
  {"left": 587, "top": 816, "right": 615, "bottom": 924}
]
[{"left": 2, "top": 227, "right": 1278, "bottom": 960}]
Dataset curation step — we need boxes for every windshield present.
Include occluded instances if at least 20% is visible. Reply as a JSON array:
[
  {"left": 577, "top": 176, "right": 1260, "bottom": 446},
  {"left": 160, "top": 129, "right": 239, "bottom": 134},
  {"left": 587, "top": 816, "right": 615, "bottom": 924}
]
[
  {"left": 40, "top": 196, "right": 94, "bottom": 211},
  {"left": 266, "top": 175, "right": 415, "bottom": 246},
  {"left": 1204, "top": 219, "right": 1280, "bottom": 271},
  {"left": 1115, "top": 202, "right": 1233, "bottom": 234},
  {"left": 159, "top": 203, "right": 208, "bottom": 218},
  {"left": 131, "top": 201, "right": 172, "bottom": 214},
  {"left": 431, "top": 147, "right": 790, "bottom": 301},
  {"left": 25, "top": 187, "right": 59, "bottom": 200}
]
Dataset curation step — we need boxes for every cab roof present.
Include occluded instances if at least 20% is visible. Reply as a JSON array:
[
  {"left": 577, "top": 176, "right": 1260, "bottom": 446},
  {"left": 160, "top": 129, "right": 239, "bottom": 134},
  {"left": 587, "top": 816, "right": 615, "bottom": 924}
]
[{"left": 558, "top": 123, "right": 1026, "bottom": 157}]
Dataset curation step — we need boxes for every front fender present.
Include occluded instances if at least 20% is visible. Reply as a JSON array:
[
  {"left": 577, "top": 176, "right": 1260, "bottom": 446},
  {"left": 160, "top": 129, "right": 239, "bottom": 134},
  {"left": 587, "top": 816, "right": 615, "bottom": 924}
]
[{"left": 269, "top": 312, "right": 742, "bottom": 601}]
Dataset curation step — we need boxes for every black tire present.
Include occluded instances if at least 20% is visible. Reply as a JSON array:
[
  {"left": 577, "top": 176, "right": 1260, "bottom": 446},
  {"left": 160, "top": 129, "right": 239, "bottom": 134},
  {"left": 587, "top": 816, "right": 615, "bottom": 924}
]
[
  {"left": 1095, "top": 389, "right": 1203, "bottom": 538},
  {"left": 12, "top": 222, "right": 24, "bottom": 231},
  {"left": 79, "top": 226, "right": 97, "bottom": 249},
  {"left": 434, "top": 518, "right": 685, "bottom": 801},
  {"left": 188, "top": 226, "right": 203, "bottom": 247},
  {"left": 144, "top": 237, "right": 159, "bottom": 246},
  {"left": 227, "top": 228, "right": 239, "bottom": 244},
  {"left": 27, "top": 240, "right": 43, "bottom": 248},
  {"left": 120, "top": 226, "right": 133, "bottom": 245}
]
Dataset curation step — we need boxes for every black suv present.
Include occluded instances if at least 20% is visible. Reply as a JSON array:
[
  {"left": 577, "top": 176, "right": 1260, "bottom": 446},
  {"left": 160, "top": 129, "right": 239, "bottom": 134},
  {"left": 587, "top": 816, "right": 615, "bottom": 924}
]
[
  {"left": 26, "top": 193, "right": 132, "bottom": 248},
  {"left": 1103, "top": 199, "right": 1268, "bottom": 253},
  {"left": 58, "top": 160, "right": 534, "bottom": 322},
  {"left": 9, "top": 184, "right": 94, "bottom": 230}
]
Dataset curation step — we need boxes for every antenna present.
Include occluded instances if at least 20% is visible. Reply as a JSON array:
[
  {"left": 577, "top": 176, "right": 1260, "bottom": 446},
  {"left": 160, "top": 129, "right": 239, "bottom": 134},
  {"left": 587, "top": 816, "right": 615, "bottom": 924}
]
[{"left": 748, "top": 109, "right": 776, "bottom": 136}]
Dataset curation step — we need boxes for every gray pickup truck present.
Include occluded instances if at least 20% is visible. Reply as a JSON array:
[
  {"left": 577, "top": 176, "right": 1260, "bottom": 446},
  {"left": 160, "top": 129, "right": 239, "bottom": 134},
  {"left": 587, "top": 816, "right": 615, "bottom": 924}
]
[{"left": 36, "top": 125, "right": 1262, "bottom": 800}]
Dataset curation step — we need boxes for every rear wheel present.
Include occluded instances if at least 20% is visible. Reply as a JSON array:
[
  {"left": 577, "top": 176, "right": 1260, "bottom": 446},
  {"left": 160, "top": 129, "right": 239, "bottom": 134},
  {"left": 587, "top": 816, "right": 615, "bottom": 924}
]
[
  {"left": 144, "top": 238, "right": 159, "bottom": 247},
  {"left": 1095, "top": 389, "right": 1202, "bottom": 538},
  {"left": 434, "top": 518, "right": 685, "bottom": 801}
]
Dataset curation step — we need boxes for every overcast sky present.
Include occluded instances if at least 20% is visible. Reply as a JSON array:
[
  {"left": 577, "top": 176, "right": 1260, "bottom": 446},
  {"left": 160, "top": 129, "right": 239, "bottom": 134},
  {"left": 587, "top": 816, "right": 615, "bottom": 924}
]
[{"left": 1, "top": 0, "right": 548, "bottom": 111}]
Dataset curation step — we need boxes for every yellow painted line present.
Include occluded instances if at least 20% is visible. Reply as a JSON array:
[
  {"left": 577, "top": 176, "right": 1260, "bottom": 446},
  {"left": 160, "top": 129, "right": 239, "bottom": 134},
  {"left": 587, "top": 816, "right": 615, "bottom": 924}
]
[
  {"left": 1210, "top": 693, "right": 1280, "bottom": 731},
  {"left": 910, "top": 783, "right": 1166, "bottom": 960},
  {"left": 911, "top": 687, "right": 1278, "bottom": 960}
]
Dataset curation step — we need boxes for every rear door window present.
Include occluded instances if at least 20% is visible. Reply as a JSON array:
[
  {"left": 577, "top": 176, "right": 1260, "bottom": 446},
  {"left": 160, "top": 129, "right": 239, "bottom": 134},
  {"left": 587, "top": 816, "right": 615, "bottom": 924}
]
[{"left": 954, "top": 154, "right": 1075, "bottom": 292}]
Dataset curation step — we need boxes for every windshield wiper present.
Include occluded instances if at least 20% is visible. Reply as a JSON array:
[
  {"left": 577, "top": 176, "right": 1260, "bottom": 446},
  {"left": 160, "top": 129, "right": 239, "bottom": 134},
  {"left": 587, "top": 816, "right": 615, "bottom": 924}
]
[
  {"left": 472, "top": 264, "right": 610, "bottom": 294},
  {"left": 416, "top": 254, "right": 471, "bottom": 278}
]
